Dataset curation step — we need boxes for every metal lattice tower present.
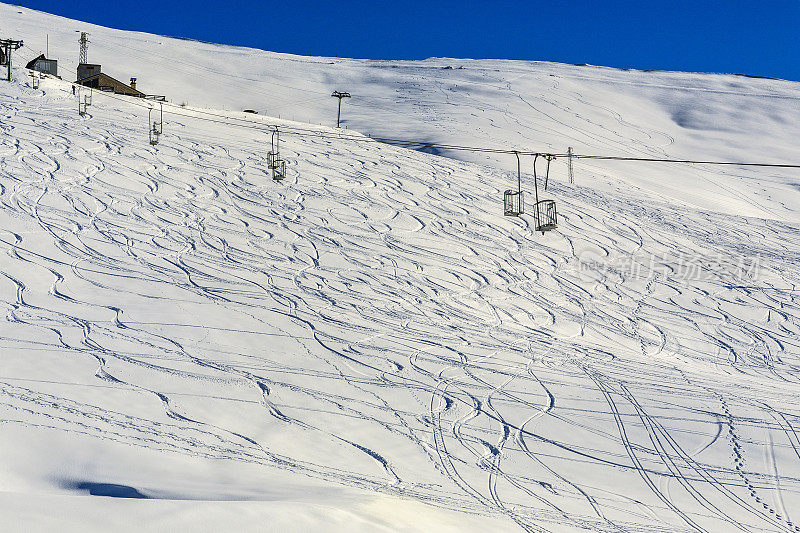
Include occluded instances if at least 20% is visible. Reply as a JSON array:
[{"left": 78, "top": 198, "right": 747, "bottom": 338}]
[{"left": 79, "top": 32, "right": 89, "bottom": 64}]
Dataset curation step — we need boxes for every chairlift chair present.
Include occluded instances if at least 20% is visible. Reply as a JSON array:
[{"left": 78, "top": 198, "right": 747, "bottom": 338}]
[
  {"left": 268, "top": 129, "right": 285, "bottom": 181},
  {"left": 77, "top": 88, "right": 90, "bottom": 116},
  {"left": 149, "top": 104, "right": 163, "bottom": 146},
  {"left": 271, "top": 158, "right": 286, "bottom": 181},
  {"left": 532, "top": 154, "right": 558, "bottom": 234},
  {"left": 504, "top": 152, "right": 524, "bottom": 216},
  {"left": 150, "top": 123, "right": 160, "bottom": 145},
  {"left": 504, "top": 189, "right": 523, "bottom": 216}
]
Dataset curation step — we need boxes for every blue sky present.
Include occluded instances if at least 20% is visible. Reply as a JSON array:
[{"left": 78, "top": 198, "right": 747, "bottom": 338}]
[{"left": 12, "top": 0, "right": 800, "bottom": 81}]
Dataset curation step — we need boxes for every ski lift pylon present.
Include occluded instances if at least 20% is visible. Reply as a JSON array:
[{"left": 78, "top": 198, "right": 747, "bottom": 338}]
[
  {"left": 504, "top": 151, "right": 524, "bottom": 216},
  {"left": 533, "top": 154, "right": 558, "bottom": 234},
  {"left": 268, "top": 128, "right": 286, "bottom": 181},
  {"left": 149, "top": 103, "right": 163, "bottom": 146}
]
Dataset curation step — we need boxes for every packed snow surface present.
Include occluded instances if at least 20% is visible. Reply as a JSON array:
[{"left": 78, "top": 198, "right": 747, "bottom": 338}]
[{"left": 2, "top": 4, "right": 800, "bottom": 532}]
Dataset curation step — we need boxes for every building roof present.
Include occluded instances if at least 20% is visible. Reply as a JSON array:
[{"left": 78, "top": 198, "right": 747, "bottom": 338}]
[
  {"left": 76, "top": 72, "right": 145, "bottom": 97},
  {"left": 26, "top": 54, "right": 57, "bottom": 66},
  {"left": 26, "top": 54, "right": 45, "bottom": 69}
]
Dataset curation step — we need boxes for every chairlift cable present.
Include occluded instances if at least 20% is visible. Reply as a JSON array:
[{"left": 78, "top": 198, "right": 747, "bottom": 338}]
[
  {"left": 61, "top": 80, "right": 800, "bottom": 170},
  {"left": 566, "top": 154, "right": 800, "bottom": 169}
]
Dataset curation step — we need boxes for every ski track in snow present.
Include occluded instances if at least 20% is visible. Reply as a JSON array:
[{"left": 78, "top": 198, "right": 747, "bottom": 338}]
[{"left": 2, "top": 72, "right": 800, "bottom": 532}]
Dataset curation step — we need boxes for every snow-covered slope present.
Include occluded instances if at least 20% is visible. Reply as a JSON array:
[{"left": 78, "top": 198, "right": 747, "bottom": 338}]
[
  {"left": 5, "top": 2, "right": 800, "bottom": 221},
  {"left": 2, "top": 4, "right": 800, "bottom": 532}
]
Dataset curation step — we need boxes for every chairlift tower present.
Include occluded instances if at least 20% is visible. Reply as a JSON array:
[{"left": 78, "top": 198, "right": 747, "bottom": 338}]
[
  {"left": 0, "top": 39, "right": 24, "bottom": 82},
  {"left": 331, "top": 91, "right": 350, "bottom": 128}
]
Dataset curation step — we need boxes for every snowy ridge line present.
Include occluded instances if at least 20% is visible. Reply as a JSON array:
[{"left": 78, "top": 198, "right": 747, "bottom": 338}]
[{"left": 18, "top": 40, "right": 800, "bottom": 106}]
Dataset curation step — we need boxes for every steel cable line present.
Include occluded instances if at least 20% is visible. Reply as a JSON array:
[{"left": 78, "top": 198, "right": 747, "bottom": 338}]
[
  {"left": 60, "top": 79, "right": 800, "bottom": 169},
  {"left": 567, "top": 154, "right": 800, "bottom": 169}
]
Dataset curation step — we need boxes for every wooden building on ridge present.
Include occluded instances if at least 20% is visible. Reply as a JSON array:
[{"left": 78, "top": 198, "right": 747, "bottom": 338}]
[{"left": 76, "top": 63, "right": 145, "bottom": 97}]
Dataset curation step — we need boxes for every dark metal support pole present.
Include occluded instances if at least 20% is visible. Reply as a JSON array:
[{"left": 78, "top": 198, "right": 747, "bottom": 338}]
[
  {"left": 533, "top": 154, "right": 541, "bottom": 230},
  {"left": 544, "top": 156, "right": 552, "bottom": 190},
  {"left": 331, "top": 91, "right": 351, "bottom": 128}
]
